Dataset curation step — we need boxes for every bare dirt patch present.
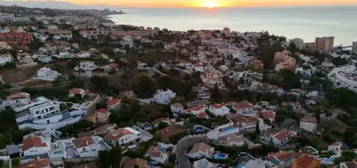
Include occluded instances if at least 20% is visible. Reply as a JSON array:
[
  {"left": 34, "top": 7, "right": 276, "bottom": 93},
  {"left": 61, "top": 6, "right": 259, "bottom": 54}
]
[{"left": 0, "top": 65, "right": 41, "bottom": 83}]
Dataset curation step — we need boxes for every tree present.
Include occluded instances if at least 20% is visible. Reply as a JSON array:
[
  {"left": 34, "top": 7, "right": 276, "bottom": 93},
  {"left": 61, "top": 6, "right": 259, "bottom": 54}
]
[
  {"left": 11, "top": 158, "right": 20, "bottom": 167},
  {"left": 279, "top": 70, "right": 301, "bottom": 89},
  {"left": 90, "top": 76, "right": 110, "bottom": 94},
  {"left": 258, "top": 40, "right": 283, "bottom": 69},
  {"left": 131, "top": 76, "right": 156, "bottom": 98},
  {"left": 210, "top": 84, "right": 222, "bottom": 103},
  {"left": 326, "top": 88, "right": 357, "bottom": 108},
  {"left": 98, "top": 147, "right": 122, "bottom": 168},
  {"left": 255, "top": 121, "right": 260, "bottom": 135}
]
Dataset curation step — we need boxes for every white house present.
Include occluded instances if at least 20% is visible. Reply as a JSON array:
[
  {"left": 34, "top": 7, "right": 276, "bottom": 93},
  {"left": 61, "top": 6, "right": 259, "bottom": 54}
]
[
  {"left": 35, "top": 67, "right": 61, "bottom": 81},
  {"left": 193, "top": 159, "right": 217, "bottom": 168},
  {"left": 227, "top": 114, "right": 257, "bottom": 132},
  {"left": 4, "top": 92, "right": 31, "bottom": 110},
  {"left": 0, "top": 52, "right": 13, "bottom": 65},
  {"left": 187, "top": 142, "right": 215, "bottom": 159},
  {"left": 73, "top": 136, "right": 109, "bottom": 158},
  {"left": 76, "top": 51, "right": 91, "bottom": 58},
  {"left": 170, "top": 103, "right": 184, "bottom": 115},
  {"left": 74, "top": 61, "right": 97, "bottom": 72},
  {"left": 263, "top": 130, "right": 297, "bottom": 147},
  {"left": 104, "top": 127, "right": 141, "bottom": 147},
  {"left": 22, "top": 136, "right": 50, "bottom": 157},
  {"left": 328, "top": 142, "right": 343, "bottom": 156},
  {"left": 328, "top": 65, "right": 357, "bottom": 93},
  {"left": 260, "top": 110, "right": 276, "bottom": 123},
  {"left": 106, "top": 97, "right": 121, "bottom": 110},
  {"left": 16, "top": 97, "right": 86, "bottom": 130},
  {"left": 184, "top": 105, "right": 208, "bottom": 119},
  {"left": 231, "top": 101, "right": 256, "bottom": 117},
  {"left": 36, "top": 54, "right": 53, "bottom": 63},
  {"left": 48, "top": 140, "right": 67, "bottom": 159},
  {"left": 218, "top": 134, "right": 245, "bottom": 147},
  {"left": 208, "top": 104, "right": 230, "bottom": 116},
  {"left": 151, "top": 89, "right": 176, "bottom": 105},
  {"left": 145, "top": 144, "right": 169, "bottom": 164},
  {"left": 300, "top": 116, "right": 317, "bottom": 133}
]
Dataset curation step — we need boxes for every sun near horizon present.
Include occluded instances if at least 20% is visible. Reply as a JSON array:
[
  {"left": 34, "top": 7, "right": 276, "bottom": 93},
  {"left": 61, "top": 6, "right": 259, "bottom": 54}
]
[
  {"left": 202, "top": 1, "right": 221, "bottom": 9},
  {"left": 3, "top": 0, "right": 357, "bottom": 8}
]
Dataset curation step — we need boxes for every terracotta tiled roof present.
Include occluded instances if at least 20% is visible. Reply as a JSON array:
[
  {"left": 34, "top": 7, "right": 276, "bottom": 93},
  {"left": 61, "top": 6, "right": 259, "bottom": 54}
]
[
  {"left": 301, "top": 116, "right": 317, "bottom": 123},
  {"left": 69, "top": 88, "right": 85, "bottom": 95},
  {"left": 7, "top": 92, "right": 30, "bottom": 100},
  {"left": 145, "top": 145, "right": 161, "bottom": 158},
  {"left": 261, "top": 110, "right": 276, "bottom": 120},
  {"left": 158, "top": 125, "right": 184, "bottom": 142},
  {"left": 292, "top": 154, "right": 320, "bottom": 168},
  {"left": 212, "top": 103, "right": 225, "bottom": 109},
  {"left": 106, "top": 98, "right": 121, "bottom": 106},
  {"left": 22, "top": 136, "right": 47, "bottom": 151},
  {"left": 271, "top": 130, "right": 296, "bottom": 141},
  {"left": 105, "top": 128, "right": 133, "bottom": 141},
  {"left": 234, "top": 101, "right": 253, "bottom": 109},
  {"left": 171, "top": 103, "right": 183, "bottom": 108},
  {"left": 188, "top": 142, "right": 214, "bottom": 157},
  {"left": 73, "top": 136, "right": 94, "bottom": 148},
  {"left": 93, "top": 124, "right": 116, "bottom": 135},
  {"left": 96, "top": 108, "right": 108, "bottom": 114},
  {"left": 18, "top": 158, "right": 50, "bottom": 168},
  {"left": 228, "top": 114, "right": 257, "bottom": 124}
]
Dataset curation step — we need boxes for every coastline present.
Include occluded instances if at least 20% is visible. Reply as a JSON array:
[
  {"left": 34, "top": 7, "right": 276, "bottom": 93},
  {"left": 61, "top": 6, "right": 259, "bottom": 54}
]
[{"left": 108, "top": 7, "right": 357, "bottom": 46}]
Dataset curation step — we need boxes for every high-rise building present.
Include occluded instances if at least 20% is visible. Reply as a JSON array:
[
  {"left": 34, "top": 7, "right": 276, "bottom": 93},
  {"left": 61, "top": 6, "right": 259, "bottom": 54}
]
[
  {"left": 353, "top": 41, "right": 357, "bottom": 54},
  {"left": 315, "top": 36, "right": 335, "bottom": 53},
  {"left": 289, "top": 38, "right": 304, "bottom": 50}
]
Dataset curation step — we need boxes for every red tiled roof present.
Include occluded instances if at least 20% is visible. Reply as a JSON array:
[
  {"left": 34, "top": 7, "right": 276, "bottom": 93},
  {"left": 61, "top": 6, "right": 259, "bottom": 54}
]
[
  {"left": 212, "top": 103, "right": 225, "bottom": 109},
  {"left": 185, "top": 105, "right": 206, "bottom": 113},
  {"left": 188, "top": 142, "right": 214, "bottom": 156},
  {"left": 145, "top": 145, "right": 161, "bottom": 158},
  {"left": 69, "top": 88, "right": 85, "bottom": 95},
  {"left": 105, "top": 128, "right": 133, "bottom": 141},
  {"left": 158, "top": 125, "right": 184, "bottom": 142},
  {"left": 271, "top": 130, "right": 296, "bottom": 141},
  {"left": 261, "top": 110, "right": 276, "bottom": 119},
  {"left": 22, "top": 136, "right": 47, "bottom": 151},
  {"left": 234, "top": 101, "right": 253, "bottom": 109},
  {"left": 73, "top": 136, "right": 94, "bottom": 148},
  {"left": 228, "top": 114, "right": 257, "bottom": 124},
  {"left": 96, "top": 108, "right": 108, "bottom": 114},
  {"left": 301, "top": 116, "right": 317, "bottom": 123},
  {"left": 106, "top": 98, "right": 121, "bottom": 105},
  {"left": 7, "top": 92, "right": 30, "bottom": 100},
  {"left": 292, "top": 155, "right": 320, "bottom": 168},
  {"left": 18, "top": 158, "right": 50, "bottom": 168}
]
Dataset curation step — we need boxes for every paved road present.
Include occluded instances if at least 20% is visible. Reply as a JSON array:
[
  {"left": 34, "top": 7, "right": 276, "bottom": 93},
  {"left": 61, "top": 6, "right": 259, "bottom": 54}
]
[{"left": 175, "top": 135, "right": 208, "bottom": 168}]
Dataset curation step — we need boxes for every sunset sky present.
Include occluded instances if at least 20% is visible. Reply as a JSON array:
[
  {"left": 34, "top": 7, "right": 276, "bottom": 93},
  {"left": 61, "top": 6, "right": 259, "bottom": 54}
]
[{"left": 5, "top": 0, "right": 357, "bottom": 8}]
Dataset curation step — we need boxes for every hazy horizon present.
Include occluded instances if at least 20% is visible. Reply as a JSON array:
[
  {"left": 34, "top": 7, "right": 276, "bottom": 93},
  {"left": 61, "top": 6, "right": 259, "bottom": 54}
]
[{"left": 1, "top": 0, "right": 357, "bottom": 9}]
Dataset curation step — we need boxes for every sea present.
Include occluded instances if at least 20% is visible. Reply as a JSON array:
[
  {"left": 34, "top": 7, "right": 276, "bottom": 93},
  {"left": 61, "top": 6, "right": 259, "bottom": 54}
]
[{"left": 108, "top": 6, "right": 357, "bottom": 46}]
